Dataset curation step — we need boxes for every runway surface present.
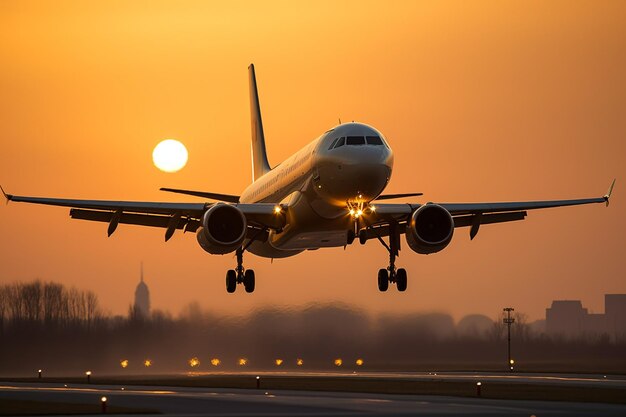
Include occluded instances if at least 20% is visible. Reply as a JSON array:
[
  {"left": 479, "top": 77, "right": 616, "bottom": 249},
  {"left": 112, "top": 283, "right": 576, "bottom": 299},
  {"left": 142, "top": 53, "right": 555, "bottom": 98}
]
[
  {"left": 188, "top": 370, "right": 626, "bottom": 388},
  {"left": 2, "top": 373, "right": 626, "bottom": 417}
]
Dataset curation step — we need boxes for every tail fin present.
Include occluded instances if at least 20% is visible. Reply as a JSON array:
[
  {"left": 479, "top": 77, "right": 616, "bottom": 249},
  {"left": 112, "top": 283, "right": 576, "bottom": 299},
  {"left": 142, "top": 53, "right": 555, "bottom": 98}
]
[{"left": 248, "top": 64, "right": 271, "bottom": 181}]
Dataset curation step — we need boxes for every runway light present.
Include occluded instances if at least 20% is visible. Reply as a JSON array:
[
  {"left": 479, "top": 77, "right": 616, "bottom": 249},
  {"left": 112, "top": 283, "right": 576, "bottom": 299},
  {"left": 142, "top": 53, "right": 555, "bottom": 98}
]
[
  {"left": 256, "top": 376, "right": 260, "bottom": 389},
  {"left": 210, "top": 358, "right": 221, "bottom": 366},
  {"left": 334, "top": 358, "right": 342, "bottom": 367},
  {"left": 238, "top": 358, "right": 248, "bottom": 366},
  {"left": 101, "top": 396, "right": 107, "bottom": 413},
  {"left": 275, "top": 359, "right": 283, "bottom": 366},
  {"left": 476, "top": 381, "right": 482, "bottom": 397},
  {"left": 296, "top": 358, "right": 304, "bottom": 366},
  {"left": 120, "top": 359, "right": 129, "bottom": 368},
  {"left": 510, "top": 359, "right": 515, "bottom": 365},
  {"left": 144, "top": 359, "right": 152, "bottom": 367},
  {"left": 188, "top": 357, "right": 200, "bottom": 367},
  {"left": 85, "top": 371, "right": 92, "bottom": 383},
  {"left": 38, "top": 369, "right": 42, "bottom": 379},
  {"left": 355, "top": 359, "right": 364, "bottom": 366}
]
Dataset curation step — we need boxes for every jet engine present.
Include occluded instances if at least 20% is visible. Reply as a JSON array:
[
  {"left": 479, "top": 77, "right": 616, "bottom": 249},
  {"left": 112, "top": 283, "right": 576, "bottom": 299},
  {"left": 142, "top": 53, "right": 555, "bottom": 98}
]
[
  {"left": 196, "top": 203, "right": 247, "bottom": 254},
  {"left": 405, "top": 204, "right": 454, "bottom": 254}
]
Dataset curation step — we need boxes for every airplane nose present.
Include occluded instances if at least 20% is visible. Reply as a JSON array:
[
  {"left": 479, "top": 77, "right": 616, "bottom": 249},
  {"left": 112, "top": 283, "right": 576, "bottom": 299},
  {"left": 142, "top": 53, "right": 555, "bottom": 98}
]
[{"left": 314, "top": 146, "right": 393, "bottom": 204}]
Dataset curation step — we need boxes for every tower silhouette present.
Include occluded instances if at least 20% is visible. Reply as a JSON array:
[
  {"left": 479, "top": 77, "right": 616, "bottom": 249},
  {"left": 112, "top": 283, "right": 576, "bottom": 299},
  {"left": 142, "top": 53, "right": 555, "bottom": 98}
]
[{"left": 134, "top": 262, "right": 150, "bottom": 317}]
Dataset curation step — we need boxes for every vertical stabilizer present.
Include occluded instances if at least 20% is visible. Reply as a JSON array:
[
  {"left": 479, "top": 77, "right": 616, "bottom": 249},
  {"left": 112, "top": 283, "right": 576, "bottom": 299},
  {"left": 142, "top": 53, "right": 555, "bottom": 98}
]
[{"left": 248, "top": 64, "right": 271, "bottom": 181}]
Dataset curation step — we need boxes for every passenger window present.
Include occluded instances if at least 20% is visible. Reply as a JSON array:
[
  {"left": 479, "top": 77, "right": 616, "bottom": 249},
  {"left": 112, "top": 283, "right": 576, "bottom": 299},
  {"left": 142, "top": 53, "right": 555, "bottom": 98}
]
[
  {"left": 328, "top": 137, "right": 339, "bottom": 150},
  {"left": 334, "top": 137, "right": 345, "bottom": 148},
  {"left": 366, "top": 136, "right": 383, "bottom": 145},
  {"left": 346, "top": 136, "right": 365, "bottom": 145}
]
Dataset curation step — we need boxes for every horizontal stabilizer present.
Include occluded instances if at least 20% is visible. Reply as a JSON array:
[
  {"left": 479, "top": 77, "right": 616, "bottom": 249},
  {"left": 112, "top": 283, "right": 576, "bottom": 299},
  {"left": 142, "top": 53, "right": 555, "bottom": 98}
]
[
  {"left": 160, "top": 187, "right": 240, "bottom": 203},
  {"left": 375, "top": 192, "right": 423, "bottom": 201}
]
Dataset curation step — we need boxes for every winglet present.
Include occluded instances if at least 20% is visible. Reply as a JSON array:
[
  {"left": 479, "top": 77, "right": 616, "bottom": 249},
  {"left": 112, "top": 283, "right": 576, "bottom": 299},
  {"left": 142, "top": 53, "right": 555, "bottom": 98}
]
[
  {"left": 0, "top": 185, "right": 12, "bottom": 204},
  {"left": 604, "top": 179, "right": 616, "bottom": 207}
]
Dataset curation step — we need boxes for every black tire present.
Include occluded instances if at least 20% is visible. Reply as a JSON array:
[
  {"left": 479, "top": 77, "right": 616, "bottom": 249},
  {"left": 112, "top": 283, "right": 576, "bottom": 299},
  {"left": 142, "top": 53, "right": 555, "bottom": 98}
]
[
  {"left": 396, "top": 268, "right": 407, "bottom": 292},
  {"left": 226, "top": 270, "right": 237, "bottom": 293},
  {"left": 377, "top": 269, "right": 389, "bottom": 292},
  {"left": 244, "top": 269, "right": 255, "bottom": 293}
]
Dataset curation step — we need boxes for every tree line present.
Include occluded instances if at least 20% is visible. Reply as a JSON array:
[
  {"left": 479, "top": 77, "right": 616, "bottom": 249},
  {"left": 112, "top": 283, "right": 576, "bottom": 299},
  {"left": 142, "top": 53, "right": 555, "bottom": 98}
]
[{"left": 0, "top": 280, "right": 624, "bottom": 375}]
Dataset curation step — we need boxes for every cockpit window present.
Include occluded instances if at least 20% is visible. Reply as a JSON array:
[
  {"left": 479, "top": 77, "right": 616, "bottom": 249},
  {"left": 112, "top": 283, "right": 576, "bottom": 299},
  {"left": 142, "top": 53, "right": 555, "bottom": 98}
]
[
  {"left": 346, "top": 136, "right": 365, "bottom": 145},
  {"left": 333, "top": 137, "right": 345, "bottom": 148},
  {"left": 366, "top": 136, "right": 383, "bottom": 145},
  {"left": 328, "top": 137, "right": 339, "bottom": 150}
]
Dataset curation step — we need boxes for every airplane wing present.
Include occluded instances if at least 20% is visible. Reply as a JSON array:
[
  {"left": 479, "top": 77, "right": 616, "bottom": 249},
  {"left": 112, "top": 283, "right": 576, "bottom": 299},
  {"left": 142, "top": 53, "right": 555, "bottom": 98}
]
[
  {"left": 365, "top": 179, "right": 615, "bottom": 240},
  {"left": 1, "top": 186, "right": 283, "bottom": 241}
]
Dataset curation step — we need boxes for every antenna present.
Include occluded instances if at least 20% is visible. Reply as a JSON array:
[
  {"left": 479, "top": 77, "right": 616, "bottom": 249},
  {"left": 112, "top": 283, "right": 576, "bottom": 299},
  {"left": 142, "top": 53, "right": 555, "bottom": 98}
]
[
  {"left": 140, "top": 261, "right": 144, "bottom": 282},
  {"left": 338, "top": 118, "right": 342, "bottom": 125}
]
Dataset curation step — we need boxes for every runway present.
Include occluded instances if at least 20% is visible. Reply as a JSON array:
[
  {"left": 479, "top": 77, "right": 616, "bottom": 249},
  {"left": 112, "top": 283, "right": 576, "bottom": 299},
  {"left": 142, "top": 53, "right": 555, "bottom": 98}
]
[
  {"left": 1, "top": 372, "right": 625, "bottom": 416},
  {"left": 1, "top": 382, "right": 625, "bottom": 416},
  {"left": 190, "top": 370, "right": 626, "bottom": 388}
]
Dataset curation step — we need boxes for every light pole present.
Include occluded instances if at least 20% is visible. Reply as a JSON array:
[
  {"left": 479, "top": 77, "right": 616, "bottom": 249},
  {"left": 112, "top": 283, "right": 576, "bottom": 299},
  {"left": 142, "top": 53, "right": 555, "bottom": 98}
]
[{"left": 503, "top": 307, "right": 515, "bottom": 372}]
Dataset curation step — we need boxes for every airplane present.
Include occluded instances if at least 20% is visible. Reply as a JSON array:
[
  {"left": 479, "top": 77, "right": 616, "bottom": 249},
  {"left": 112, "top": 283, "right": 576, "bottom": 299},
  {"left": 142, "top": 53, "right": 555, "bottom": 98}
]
[{"left": 1, "top": 64, "right": 616, "bottom": 294}]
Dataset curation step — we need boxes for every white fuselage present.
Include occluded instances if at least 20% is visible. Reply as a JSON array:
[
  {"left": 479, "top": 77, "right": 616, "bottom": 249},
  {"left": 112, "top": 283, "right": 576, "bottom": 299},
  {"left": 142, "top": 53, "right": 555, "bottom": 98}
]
[{"left": 239, "top": 122, "right": 394, "bottom": 258}]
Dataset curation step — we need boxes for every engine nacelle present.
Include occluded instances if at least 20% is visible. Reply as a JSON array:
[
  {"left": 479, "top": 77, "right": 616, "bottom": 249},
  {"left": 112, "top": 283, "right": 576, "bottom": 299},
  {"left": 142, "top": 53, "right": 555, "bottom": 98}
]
[
  {"left": 196, "top": 204, "right": 247, "bottom": 254},
  {"left": 406, "top": 204, "right": 454, "bottom": 254}
]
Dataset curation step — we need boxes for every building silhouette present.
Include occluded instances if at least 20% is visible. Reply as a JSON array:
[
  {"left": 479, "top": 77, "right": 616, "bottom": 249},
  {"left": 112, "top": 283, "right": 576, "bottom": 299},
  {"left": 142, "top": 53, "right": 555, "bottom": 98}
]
[
  {"left": 134, "top": 263, "right": 150, "bottom": 318},
  {"left": 546, "top": 294, "right": 626, "bottom": 339}
]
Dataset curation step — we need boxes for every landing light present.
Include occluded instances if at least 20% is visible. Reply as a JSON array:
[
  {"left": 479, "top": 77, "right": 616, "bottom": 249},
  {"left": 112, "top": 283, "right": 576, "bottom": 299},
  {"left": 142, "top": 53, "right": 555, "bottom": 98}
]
[{"left": 274, "top": 206, "right": 282, "bottom": 214}]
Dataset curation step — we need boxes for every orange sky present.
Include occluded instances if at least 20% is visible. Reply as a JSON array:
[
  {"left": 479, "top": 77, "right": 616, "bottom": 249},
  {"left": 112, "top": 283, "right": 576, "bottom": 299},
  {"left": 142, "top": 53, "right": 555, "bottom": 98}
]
[{"left": 1, "top": 1, "right": 625, "bottom": 322}]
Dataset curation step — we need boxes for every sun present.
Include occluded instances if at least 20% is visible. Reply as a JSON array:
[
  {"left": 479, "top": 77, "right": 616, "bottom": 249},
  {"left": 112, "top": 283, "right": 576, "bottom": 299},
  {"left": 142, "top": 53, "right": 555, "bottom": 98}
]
[{"left": 152, "top": 139, "right": 188, "bottom": 172}]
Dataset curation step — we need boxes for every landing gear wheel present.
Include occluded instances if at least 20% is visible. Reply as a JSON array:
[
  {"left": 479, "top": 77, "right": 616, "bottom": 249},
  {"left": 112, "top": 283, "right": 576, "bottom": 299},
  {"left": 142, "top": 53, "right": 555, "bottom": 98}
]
[
  {"left": 244, "top": 269, "right": 255, "bottom": 293},
  {"left": 377, "top": 269, "right": 389, "bottom": 292},
  {"left": 226, "top": 270, "right": 237, "bottom": 293},
  {"left": 396, "top": 268, "right": 407, "bottom": 292}
]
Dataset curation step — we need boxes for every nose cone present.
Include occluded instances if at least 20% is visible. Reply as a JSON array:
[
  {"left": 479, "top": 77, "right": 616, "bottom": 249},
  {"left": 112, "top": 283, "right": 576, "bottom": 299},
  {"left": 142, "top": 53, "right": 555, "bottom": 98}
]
[{"left": 315, "top": 145, "right": 394, "bottom": 205}]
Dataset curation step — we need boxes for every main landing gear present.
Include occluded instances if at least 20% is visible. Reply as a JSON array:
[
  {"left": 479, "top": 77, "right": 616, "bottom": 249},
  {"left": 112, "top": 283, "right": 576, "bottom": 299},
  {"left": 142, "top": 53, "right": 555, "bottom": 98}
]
[
  {"left": 370, "top": 222, "right": 408, "bottom": 292},
  {"left": 226, "top": 247, "right": 255, "bottom": 293}
]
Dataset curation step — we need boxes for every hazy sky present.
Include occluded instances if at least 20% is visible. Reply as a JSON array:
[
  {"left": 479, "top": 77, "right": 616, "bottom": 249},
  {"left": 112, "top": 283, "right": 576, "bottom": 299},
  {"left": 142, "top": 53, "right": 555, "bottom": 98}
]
[{"left": 1, "top": 1, "right": 625, "bottom": 321}]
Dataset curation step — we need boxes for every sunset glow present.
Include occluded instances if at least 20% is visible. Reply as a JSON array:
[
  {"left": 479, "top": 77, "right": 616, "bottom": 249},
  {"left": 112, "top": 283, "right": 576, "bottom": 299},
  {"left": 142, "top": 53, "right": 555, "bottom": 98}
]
[{"left": 0, "top": 1, "right": 623, "bottom": 322}]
